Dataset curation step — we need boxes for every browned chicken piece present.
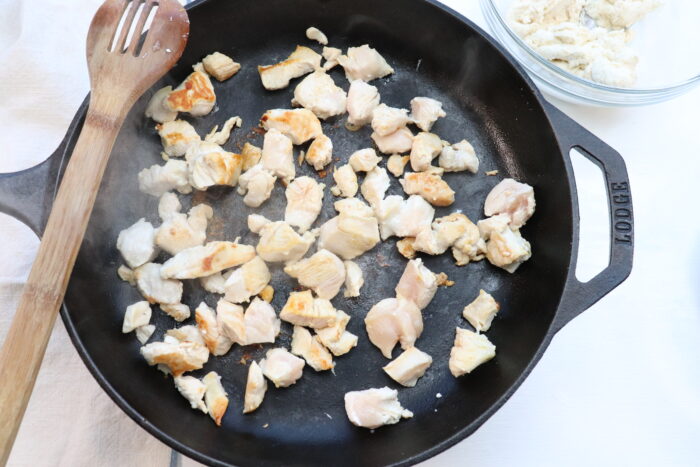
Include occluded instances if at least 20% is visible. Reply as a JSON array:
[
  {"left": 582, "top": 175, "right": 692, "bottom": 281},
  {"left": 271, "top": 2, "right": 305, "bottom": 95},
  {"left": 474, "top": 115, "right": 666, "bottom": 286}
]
[
  {"left": 280, "top": 290, "right": 338, "bottom": 329},
  {"left": 400, "top": 171, "right": 455, "bottom": 207},
  {"left": 258, "top": 45, "right": 322, "bottom": 90},
  {"left": 486, "top": 227, "right": 532, "bottom": 273},
  {"left": 387, "top": 154, "right": 410, "bottom": 177},
  {"left": 161, "top": 241, "right": 256, "bottom": 279},
  {"left": 291, "top": 326, "right": 335, "bottom": 371},
  {"left": 203, "top": 371, "right": 229, "bottom": 426},
  {"left": 305, "top": 134, "right": 333, "bottom": 170},
  {"left": 449, "top": 328, "right": 496, "bottom": 377},
  {"left": 165, "top": 68, "right": 216, "bottom": 117},
  {"left": 157, "top": 119, "right": 201, "bottom": 157},
  {"left": 241, "top": 142, "right": 263, "bottom": 171},
  {"left": 185, "top": 141, "right": 244, "bottom": 190},
  {"left": 261, "top": 108, "right": 323, "bottom": 145},
  {"left": 203, "top": 52, "right": 241, "bottom": 82},
  {"left": 243, "top": 361, "right": 267, "bottom": 414},
  {"left": 409, "top": 132, "right": 443, "bottom": 172},
  {"left": 195, "top": 302, "right": 233, "bottom": 356}
]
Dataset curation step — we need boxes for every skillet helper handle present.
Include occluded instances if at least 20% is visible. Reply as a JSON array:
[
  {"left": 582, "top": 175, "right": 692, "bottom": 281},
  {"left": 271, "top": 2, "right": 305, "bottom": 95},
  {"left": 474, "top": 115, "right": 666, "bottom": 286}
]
[
  {"left": 545, "top": 103, "right": 634, "bottom": 332},
  {"left": 0, "top": 103, "right": 123, "bottom": 465}
]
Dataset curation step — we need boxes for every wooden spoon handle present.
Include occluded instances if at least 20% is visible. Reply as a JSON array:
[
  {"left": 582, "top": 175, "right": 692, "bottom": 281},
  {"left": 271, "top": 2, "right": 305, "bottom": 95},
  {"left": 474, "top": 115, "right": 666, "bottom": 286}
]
[{"left": 0, "top": 107, "right": 123, "bottom": 465}]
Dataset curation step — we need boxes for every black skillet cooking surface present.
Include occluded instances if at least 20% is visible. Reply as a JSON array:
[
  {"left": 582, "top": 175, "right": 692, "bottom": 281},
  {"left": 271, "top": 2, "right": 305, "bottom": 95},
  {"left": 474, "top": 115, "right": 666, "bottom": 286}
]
[{"left": 0, "top": 0, "right": 634, "bottom": 465}]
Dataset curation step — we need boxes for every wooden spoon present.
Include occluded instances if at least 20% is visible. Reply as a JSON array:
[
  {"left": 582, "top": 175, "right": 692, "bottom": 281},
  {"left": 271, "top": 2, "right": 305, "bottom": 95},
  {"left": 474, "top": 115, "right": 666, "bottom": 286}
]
[{"left": 0, "top": 0, "right": 189, "bottom": 462}]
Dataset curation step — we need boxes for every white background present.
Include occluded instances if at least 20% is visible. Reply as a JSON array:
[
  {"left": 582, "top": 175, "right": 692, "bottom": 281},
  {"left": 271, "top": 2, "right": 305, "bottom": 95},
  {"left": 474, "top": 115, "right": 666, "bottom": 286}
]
[{"left": 0, "top": 1, "right": 698, "bottom": 466}]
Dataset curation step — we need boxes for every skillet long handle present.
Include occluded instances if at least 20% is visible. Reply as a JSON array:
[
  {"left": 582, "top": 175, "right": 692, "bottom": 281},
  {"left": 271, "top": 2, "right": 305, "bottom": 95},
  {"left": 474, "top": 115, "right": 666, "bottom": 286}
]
[
  {"left": 0, "top": 106, "right": 123, "bottom": 465},
  {"left": 544, "top": 103, "right": 634, "bottom": 332}
]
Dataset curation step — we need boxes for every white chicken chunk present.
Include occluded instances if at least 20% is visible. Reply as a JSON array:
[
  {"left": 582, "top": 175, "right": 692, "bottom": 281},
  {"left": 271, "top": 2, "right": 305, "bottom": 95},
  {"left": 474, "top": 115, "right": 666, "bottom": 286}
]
[
  {"left": 331, "top": 164, "right": 358, "bottom": 198},
  {"left": 346, "top": 81, "right": 380, "bottom": 128},
  {"left": 254, "top": 221, "right": 316, "bottom": 263},
  {"left": 305, "top": 26, "right": 328, "bottom": 45},
  {"left": 293, "top": 70, "right": 347, "bottom": 120},
  {"left": 117, "top": 218, "right": 157, "bottom": 268},
  {"left": 305, "top": 134, "right": 333, "bottom": 170},
  {"left": 317, "top": 311, "right": 358, "bottom": 357},
  {"left": 348, "top": 148, "right": 381, "bottom": 172},
  {"left": 280, "top": 290, "right": 338, "bottom": 329},
  {"left": 395, "top": 258, "right": 438, "bottom": 310},
  {"left": 322, "top": 46, "right": 342, "bottom": 71},
  {"left": 371, "top": 104, "right": 410, "bottom": 137},
  {"left": 259, "top": 348, "right": 305, "bottom": 388},
  {"left": 195, "top": 302, "right": 233, "bottom": 356},
  {"left": 484, "top": 178, "right": 535, "bottom": 229},
  {"left": 247, "top": 213, "right": 272, "bottom": 234},
  {"left": 216, "top": 299, "right": 246, "bottom": 344},
  {"left": 284, "top": 249, "right": 346, "bottom": 300},
  {"left": 486, "top": 227, "right": 532, "bottom": 273},
  {"left": 157, "top": 120, "right": 201, "bottom": 157},
  {"left": 140, "top": 338, "right": 209, "bottom": 376},
  {"left": 449, "top": 327, "right": 496, "bottom": 377},
  {"left": 401, "top": 171, "right": 455, "bottom": 207},
  {"left": 174, "top": 375, "right": 207, "bottom": 413},
  {"left": 439, "top": 139, "right": 479, "bottom": 173},
  {"left": 372, "top": 127, "right": 414, "bottom": 155},
  {"left": 376, "top": 195, "right": 435, "bottom": 240},
  {"left": 223, "top": 256, "right": 271, "bottom": 303},
  {"left": 258, "top": 45, "right": 322, "bottom": 90},
  {"left": 145, "top": 85, "right": 177, "bottom": 123},
  {"left": 138, "top": 159, "right": 192, "bottom": 197},
  {"left": 409, "top": 132, "right": 443, "bottom": 172},
  {"left": 409, "top": 97, "right": 446, "bottom": 132},
  {"left": 202, "top": 52, "right": 241, "bottom": 82},
  {"left": 344, "top": 387, "right": 412, "bottom": 429},
  {"left": 463, "top": 289, "right": 500, "bottom": 333},
  {"left": 199, "top": 273, "right": 227, "bottom": 295},
  {"left": 122, "top": 301, "right": 151, "bottom": 333},
  {"left": 365, "top": 297, "right": 423, "bottom": 358},
  {"left": 156, "top": 201, "right": 213, "bottom": 256},
  {"left": 383, "top": 346, "right": 433, "bottom": 387},
  {"left": 117, "top": 264, "right": 135, "bottom": 285},
  {"left": 291, "top": 326, "right": 334, "bottom": 371},
  {"left": 317, "top": 200, "right": 381, "bottom": 260},
  {"left": 160, "top": 303, "right": 191, "bottom": 322},
  {"left": 242, "top": 142, "right": 263, "bottom": 171},
  {"left": 166, "top": 325, "right": 206, "bottom": 346},
  {"left": 186, "top": 141, "right": 244, "bottom": 191},
  {"left": 343, "top": 260, "right": 364, "bottom": 298},
  {"left": 477, "top": 213, "right": 511, "bottom": 240},
  {"left": 360, "top": 167, "right": 390, "bottom": 208},
  {"left": 262, "top": 128, "right": 295, "bottom": 182},
  {"left": 285, "top": 176, "right": 325, "bottom": 232},
  {"left": 244, "top": 297, "right": 281, "bottom": 344},
  {"left": 261, "top": 108, "right": 322, "bottom": 145},
  {"left": 337, "top": 45, "right": 394, "bottom": 82},
  {"left": 165, "top": 70, "right": 216, "bottom": 117},
  {"left": 243, "top": 361, "right": 268, "bottom": 414},
  {"left": 237, "top": 164, "right": 277, "bottom": 208},
  {"left": 204, "top": 116, "right": 242, "bottom": 145},
  {"left": 135, "top": 324, "right": 155, "bottom": 344},
  {"left": 134, "top": 263, "right": 183, "bottom": 305},
  {"left": 413, "top": 213, "right": 474, "bottom": 255},
  {"left": 161, "top": 241, "right": 256, "bottom": 279},
  {"left": 387, "top": 154, "right": 409, "bottom": 177},
  {"left": 202, "top": 371, "right": 229, "bottom": 426},
  {"left": 451, "top": 216, "right": 486, "bottom": 266}
]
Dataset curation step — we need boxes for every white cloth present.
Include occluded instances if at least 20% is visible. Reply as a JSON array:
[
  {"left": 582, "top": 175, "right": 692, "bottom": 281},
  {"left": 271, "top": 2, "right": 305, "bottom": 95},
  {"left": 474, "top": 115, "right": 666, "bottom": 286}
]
[{"left": 1, "top": 1, "right": 698, "bottom": 467}]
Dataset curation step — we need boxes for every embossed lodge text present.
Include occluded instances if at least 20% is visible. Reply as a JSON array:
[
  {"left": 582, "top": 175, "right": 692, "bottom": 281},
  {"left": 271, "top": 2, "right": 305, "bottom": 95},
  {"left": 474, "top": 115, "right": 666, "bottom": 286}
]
[{"left": 610, "top": 181, "right": 632, "bottom": 244}]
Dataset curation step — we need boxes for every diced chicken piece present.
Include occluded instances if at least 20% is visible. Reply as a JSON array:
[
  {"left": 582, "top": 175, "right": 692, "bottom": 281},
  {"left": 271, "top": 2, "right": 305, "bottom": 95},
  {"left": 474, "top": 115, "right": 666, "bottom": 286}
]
[
  {"left": 376, "top": 195, "right": 435, "bottom": 240},
  {"left": 348, "top": 149, "right": 380, "bottom": 173},
  {"left": 486, "top": 227, "right": 532, "bottom": 273},
  {"left": 334, "top": 197, "right": 376, "bottom": 217},
  {"left": 203, "top": 52, "right": 241, "bottom": 82},
  {"left": 202, "top": 371, "right": 229, "bottom": 426},
  {"left": 322, "top": 46, "right": 342, "bottom": 71},
  {"left": 449, "top": 328, "right": 496, "bottom": 377},
  {"left": 337, "top": 45, "right": 394, "bottom": 82},
  {"left": 157, "top": 120, "right": 201, "bottom": 157},
  {"left": 242, "top": 142, "right": 263, "bottom": 171},
  {"left": 195, "top": 302, "right": 233, "bottom": 356},
  {"left": 165, "top": 70, "right": 216, "bottom": 117},
  {"left": 284, "top": 249, "right": 346, "bottom": 300},
  {"left": 205, "top": 116, "right": 242, "bottom": 145},
  {"left": 344, "top": 387, "right": 412, "bottom": 429},
  {"left": 306, "top": 26, "right": 328, "bottom": 45},
  {"left": 413, "top": 213, "right": 473, "bottom": 255},
  {"left": 138, "top": 159, "right": 192, "bottom": 197},
  {"left": 216, "top": 299, "right": 246, "bottom": 344},
  {"left": 452, "top": 217, "right": 486, "bottom": 266},
  {"left": 463, "top": 289, "right": 500, "bottom": 333},
  {"left": 316, "top": 309, "right": 350, "bottom": 344},
  {"left": 293, "top": 70, "right": 347, "bottom": 120},
  {"left": 157, "top": 192, "right": 181, "bottom": 219},
  {"left": 259, "top": 348, "right": 305, "bottom": 388},
  {"left": 409, "top": 132, "right": 443, "bottom": 172},
  {"left": 186, "top": 141, "right": 244, "bottom": 190},
  {"left": 140, "top": 339, "right": 209, "bottom": 376},
  {"left": 360, "top": 167, "right": 390, "bottom": 208},
  {"left": 396, "top": 237, "right": 417, "bottom": 259},
  {"left": 365, "top": 297, "right": 423, "bottom": 358},
  {"left": 244, "top": 297, "right": 281, "bottom": 344},
  {"left": 200, "top": 272, "right": 226, "bottom": 294},
  {"left": 401, "top": 171, "right": 455, "bottom": 207},
  {"left": 117, "top": 218, "right": 157, "bottom": 268},
  {"left": 134, "top": 263, "right": 183, "bottom": 305},
  {"left": 145, "top": 86, "right": 178, "bottom": 123},
  {"left": 160, "top": 303, "right": 191, "bottom": 322},
  {"left": 117, "top": 264, "right": 135, "bottom": 285},
  {"left": 331, "top": 164, "right": 358, "bottom": 198},
  {"left": 261, "top": 108, "right": 323, "bottom": 145},
  {"left": 345, "top": 81, "right": 380, "bottom": 130},
  {"left": 318, "top": 203, "right": 381, "bottom": 260},
  {"left": 156, "top": 203, "right": 213, "bottom": 255},
  {"left": 243, "top": 361, "right": 268, "bottom": 414},
  {"left": 343, "top": 260, "right": 364, "bottom": 298},
  {"left": 122, "top": 301, "right": 151, "bottom": 333},
  {"left": 372, "top": 127, "right": 414, "bottom": 154},
  {"left": 224, "top": 256, "right": 271, "bottom": 303},
  {"left": 323, "top": 330, "right": 358, "bottom": 356},
  {"left": 237, "top": 164, "right": 277, "bottom": 208},
  {"left": 371, "top": 104, "right": 410, "bottom": 137},
  {"left": 280, "top": 290, "right": 337, "bottom": 328},
  {"left": 439, "top": 140, "right": 479, "bottom": 173},
  {"left": 291, "top": 326, "right": 334, "bottom": 371},
  {"left": 477, "top": 213, "right": 511, "bottom": 240},
  {"left": 174, "top": 375, "right": 207, "bottom": 413},
  {"left": 255, "top": 221, "right": 316, "bottom": 263},
  {"left": 395, "top": 258, "right": 438, "bottom": 310},
  {"left": 248, "top": 213, "right": 272, "bottom": 234},
  {"left": 161, "top": 241, "right": 256, "bottom": 279},
  {"left": 259, "top": 285, "right": 274, "bottom": 302},
  {"left": 387, "top": 154, "right": 409, "bottom": 177},
  {"left": 383, "top": 346, "right": 433, "bottom": 387},
  {"left": 166, "top": 325, "right": 206, "bottom": 346},
  {"left": 484, "top": 178, "right": 535, "bottom": 229},
  {"left": 409, "top": 97, "right": 446, "bottom": 132},
  {"left": 284, "top": 176, "right": 325, "bottom": 232},
  {"left": 261, "top": 128, "right": 295, "bottom": 182},
  {"left": 258, "top": 46, "right": 322, "bottom": 90},
  {"left": 135, "top": 324, "right": 155, "bottom": 344},
  {"left": 305, "top": 134, "right": 333, "bottom": 170}
]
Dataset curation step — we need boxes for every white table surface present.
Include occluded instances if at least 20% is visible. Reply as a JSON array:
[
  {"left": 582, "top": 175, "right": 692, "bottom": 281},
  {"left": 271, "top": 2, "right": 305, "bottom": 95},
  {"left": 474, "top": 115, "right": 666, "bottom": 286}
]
[{"left": 1, "top": 1, "right": 698, "bottom": 466}]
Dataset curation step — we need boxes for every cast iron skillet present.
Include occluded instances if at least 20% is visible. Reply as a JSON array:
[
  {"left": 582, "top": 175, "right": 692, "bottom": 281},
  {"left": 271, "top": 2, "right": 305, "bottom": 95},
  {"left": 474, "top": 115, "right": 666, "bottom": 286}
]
[{"left": 0, "top": 0, "right": 635, "bottom": 465}]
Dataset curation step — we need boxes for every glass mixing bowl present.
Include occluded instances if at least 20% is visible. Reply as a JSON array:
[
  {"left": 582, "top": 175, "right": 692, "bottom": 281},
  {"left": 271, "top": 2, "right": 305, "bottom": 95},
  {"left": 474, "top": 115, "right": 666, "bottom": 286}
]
[{"left": 480, "top": 0, "right": 700, "bottom": 106}]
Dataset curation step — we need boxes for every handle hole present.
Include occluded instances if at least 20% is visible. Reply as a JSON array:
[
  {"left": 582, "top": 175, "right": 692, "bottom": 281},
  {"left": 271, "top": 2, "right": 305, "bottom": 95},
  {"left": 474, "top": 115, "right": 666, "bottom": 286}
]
[{"left": 570, "top": 148, "right": 611, "bottom": 282}]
